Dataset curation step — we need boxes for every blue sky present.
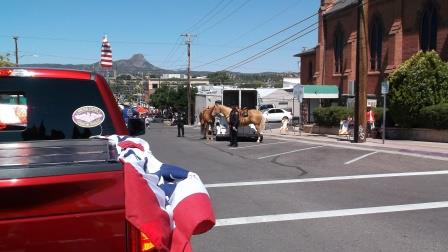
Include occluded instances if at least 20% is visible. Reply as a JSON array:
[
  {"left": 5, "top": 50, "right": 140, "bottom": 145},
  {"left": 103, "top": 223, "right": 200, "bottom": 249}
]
[{"left": 1, "top": 0, "right": 319, "bottom": 73}]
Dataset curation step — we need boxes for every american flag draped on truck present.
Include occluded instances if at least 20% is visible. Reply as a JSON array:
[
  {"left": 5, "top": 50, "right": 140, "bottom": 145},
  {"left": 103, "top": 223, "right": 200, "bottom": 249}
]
[{"left": 108, "top": 135, "right": 216, "bottom": 252}]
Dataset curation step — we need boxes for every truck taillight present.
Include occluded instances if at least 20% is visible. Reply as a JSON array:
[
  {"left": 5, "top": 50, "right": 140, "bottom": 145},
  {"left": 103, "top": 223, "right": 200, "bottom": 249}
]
[
  {"left": 0, "top": 69, "right": 12, "bottom": 76},
  {"left": 140, "top": 232, "right": 155, "bottom": 251},
  {"left": 128, "top": 223, "right": 155, "bottom": 252},
  {"left": 0, "top": 69, "right": 35, "bottom": 77}
]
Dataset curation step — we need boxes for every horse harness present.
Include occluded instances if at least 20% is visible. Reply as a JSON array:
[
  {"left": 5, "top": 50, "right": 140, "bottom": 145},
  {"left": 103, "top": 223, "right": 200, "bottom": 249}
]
[{"left": 239, "top": 108, "right": 249, "bottom": 117}]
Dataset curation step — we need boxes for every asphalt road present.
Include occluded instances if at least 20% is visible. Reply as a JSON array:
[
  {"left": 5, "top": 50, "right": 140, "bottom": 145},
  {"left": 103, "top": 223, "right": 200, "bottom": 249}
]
[{"left": 143, "top": 123, "right": 448, "bottom": 252}]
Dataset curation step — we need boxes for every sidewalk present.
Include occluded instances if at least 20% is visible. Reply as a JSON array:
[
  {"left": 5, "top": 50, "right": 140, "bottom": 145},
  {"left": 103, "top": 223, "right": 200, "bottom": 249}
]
[{"left": 264, "top": 127, "right": 448, "bottom": 158}]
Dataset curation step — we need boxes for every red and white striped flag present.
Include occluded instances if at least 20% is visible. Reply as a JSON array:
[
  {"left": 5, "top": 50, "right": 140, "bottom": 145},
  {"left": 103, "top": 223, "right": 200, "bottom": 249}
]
[
  {"left": 100, "top": 35, "right": 112, "bottom": 68},
  {"left": 107, "top": 135, "right": 216, "bottom": 251}
]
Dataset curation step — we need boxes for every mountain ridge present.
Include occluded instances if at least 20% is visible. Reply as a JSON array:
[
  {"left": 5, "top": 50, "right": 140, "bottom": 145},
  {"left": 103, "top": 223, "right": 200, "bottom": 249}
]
[
  {"left": 22, "top": 53, "right": 197, "bottom": 75},
  {"left": 20, "top": 53, "right": 295, "bottom": 77}
]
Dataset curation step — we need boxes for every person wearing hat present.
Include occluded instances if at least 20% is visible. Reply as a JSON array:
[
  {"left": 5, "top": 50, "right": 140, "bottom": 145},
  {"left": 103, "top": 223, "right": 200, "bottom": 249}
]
[{"left": 228, "top": 104, "right": 239, "bottom": 147}]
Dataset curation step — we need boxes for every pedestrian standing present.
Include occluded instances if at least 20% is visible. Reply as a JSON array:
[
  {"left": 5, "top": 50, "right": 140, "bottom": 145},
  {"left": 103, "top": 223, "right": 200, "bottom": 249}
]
[
  {"left": 280, "top": 116, "right": 289, "bottom": 135},
  {"left": 366, "top": 107, "right": 375, "bottom": 137},
  {"left": 228, "top": 105, "right": 240, "bottom": 147},
  {"left": 145, "top": 116, "right": 151, "bottom": 129},
  {"left": 177, "top": 111, "right": 185, "bottom": 137}
]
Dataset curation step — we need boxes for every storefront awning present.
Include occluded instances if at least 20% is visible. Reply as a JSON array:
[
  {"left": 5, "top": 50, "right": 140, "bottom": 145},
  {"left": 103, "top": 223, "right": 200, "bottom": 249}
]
[{"left": 302, "top": 85, "right": 339, "bottom": 99}]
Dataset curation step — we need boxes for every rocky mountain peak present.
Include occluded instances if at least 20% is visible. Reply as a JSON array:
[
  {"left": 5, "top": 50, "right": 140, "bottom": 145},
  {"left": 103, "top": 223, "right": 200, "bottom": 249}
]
[{"left": 128, "top": 54, "right": 147, "bottom": 68}]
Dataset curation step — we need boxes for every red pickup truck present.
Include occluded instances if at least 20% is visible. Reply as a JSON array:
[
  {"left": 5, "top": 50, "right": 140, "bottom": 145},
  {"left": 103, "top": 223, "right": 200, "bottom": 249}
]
[{"left": 0, "top": 68, "right": 151, "bottom": 251}]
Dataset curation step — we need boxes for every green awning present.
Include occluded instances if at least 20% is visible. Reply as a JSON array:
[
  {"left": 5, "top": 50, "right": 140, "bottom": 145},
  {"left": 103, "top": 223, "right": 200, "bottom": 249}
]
[{"left": 302, "top": 85, "right": 339, "bottom": 99}]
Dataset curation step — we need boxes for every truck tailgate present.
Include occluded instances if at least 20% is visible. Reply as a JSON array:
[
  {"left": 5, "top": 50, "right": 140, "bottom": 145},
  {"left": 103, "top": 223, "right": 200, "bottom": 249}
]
[{"left": 0, "top": 139, "right": 126, "bottom": 252}]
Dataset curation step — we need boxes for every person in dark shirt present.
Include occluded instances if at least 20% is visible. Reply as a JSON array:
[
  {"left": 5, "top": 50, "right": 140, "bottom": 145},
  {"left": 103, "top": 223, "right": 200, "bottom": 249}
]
[
  {"left": 122, "top": 103, "right": 138, "bottom": 126},
  {"left": 177, "top": 111, "right": 185, "bottom": 137},
  {"left": 228, "top": 105, "right": 239, "bottom": 147}
]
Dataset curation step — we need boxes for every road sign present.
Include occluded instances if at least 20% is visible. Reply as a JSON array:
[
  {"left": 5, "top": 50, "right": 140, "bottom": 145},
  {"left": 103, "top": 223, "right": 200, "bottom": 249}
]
[{"left": 381, "top": 80, "right": 389, "bottom": 94}]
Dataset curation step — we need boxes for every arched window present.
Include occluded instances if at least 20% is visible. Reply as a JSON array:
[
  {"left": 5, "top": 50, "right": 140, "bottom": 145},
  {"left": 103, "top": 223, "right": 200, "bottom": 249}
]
[
  {"left": 308, "top": 61, "right": 313, "bottom": 82},
  {"left": 420, "top": 5, "right": 437, "bottom": 51},
  {"left": 334, "top": 24, "right": 344, "bottom": 74},
  {"left": 370, "top": 16, "right": 383, "bottom": 71}
]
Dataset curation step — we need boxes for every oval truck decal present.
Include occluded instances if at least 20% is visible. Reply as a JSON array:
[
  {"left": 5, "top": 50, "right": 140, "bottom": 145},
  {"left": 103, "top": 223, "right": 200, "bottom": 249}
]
[{"left": 72, "top": 106, "right": 105, "bottom": 128}]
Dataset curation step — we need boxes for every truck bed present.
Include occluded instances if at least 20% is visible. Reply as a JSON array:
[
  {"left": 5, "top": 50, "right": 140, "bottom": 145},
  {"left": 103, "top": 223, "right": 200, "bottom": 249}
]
[
  {"left": 0, "top": 139, "right": 121, "bottom": 179},
  {"left": 0, "top": 139, "right": 126, "bottom": 252}
]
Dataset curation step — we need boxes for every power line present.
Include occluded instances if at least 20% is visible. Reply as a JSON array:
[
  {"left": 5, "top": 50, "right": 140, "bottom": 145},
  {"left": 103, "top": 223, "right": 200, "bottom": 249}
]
[
  {"left": 225, "top": 26, "right": 318, "bottom": 71},
  {"left": 160, "top": 37, "right": 183, "bottom": 67},
  {"left": 184, "top": 0, "right": 227, "bottom": 33},
  {"left": 160, "top": 1, "right": 234, "bottom": 68},
  {"left": 190, "top": 0, "right": 236, "bottom": 33},
  {"left": 0, "top": 34, "right": 225, "bottom": 47},
  {"left": 194, "top": 0, "right": 358, "bottom": 70},
  {"left": 222, "top": 0, "right": 305, "bottom": 46},
  {"left": 221, "top": 0, "right": 368, "bottom": 71},
  {"left": 194, "top": 11, "right": 317, "bottom": 69},
  {"left": 197, "top": 0, "right": 253, "bottom": 35}
]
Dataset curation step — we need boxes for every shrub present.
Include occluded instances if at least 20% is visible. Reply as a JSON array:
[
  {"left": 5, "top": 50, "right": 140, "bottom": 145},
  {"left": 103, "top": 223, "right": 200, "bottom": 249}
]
[
  {"left": 417, "top": 103, "right": 448, "bottom": 129},
  {"left": 388, "top": 51, "right": 448, "bottom": 127},
  {"left": 372, "top": 107, "right": 396, "bottom": 127},
  {"left": 313, "top": 106, "right": 353, "bottom": 127},
  {"left": 372, "top": 107, "right": 384, "bottom": 124}
]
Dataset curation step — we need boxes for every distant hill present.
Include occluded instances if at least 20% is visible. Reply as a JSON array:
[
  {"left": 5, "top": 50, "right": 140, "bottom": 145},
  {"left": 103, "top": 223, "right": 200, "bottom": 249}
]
[
  {"left": 21, "top": 53, "right": 298, "bottom": 80},
  {"left": 22, "top": 54, "right": 176, "bottom": 75}
]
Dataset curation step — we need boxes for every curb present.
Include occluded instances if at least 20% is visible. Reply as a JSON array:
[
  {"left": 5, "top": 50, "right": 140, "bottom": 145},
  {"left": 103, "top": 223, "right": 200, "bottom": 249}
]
[{"left": 263, "top": 132, "right": 448, "bottom": 159}]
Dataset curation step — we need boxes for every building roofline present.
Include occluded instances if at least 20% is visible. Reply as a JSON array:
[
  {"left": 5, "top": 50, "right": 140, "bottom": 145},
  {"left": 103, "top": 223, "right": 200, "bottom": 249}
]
[
  {"left": 293, "top": 47, "right": 317, "bottom": 57},
  {"left": 323, "top": 0, "right": 357, "bottom": 16}
]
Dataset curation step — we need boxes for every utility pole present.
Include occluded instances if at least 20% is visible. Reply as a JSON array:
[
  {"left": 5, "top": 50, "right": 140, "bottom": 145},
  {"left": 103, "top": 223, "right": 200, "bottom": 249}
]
[
  {"left": 181, "top": 33, "right": 195, "bottom": 125},
  {"left": 13, "top": 36, "right": 19, "bottom": 66},
  {"left": 354, "top": 0, "right": 368, "bottom": 143}
]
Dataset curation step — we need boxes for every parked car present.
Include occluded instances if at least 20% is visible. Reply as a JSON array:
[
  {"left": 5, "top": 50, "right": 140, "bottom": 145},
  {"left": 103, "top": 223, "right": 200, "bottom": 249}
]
[
  {"left": 259, "top": 104, "right": 275, "bottom": 111},
  {"left": 263, "top": 108, "right": 292, "bottom": 122}
]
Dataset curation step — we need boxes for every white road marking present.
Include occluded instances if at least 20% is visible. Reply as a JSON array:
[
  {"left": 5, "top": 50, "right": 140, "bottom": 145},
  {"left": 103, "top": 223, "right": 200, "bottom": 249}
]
[
  {"left": 344, "top": 151, "right": 378, "bottom": 165},
  {"left": 230, "top": 141, "right": 290, "bottom": 150},
  {"left": 256, "top": 146, "right": 324, "bottom": 159},
  {"left": 267, "top": 136, "right": 448, "bottom": 161},
  {"left": 205, "top": 170, "right": 448, "bottom": 188},
  {"left": 215, "top": 201, "right": 448, "bottom": 227}
]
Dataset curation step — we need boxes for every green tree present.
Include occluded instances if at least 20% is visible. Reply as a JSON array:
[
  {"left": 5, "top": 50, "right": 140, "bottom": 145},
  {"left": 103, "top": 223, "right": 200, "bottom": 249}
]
[
  {"left": 150, "top": 84, "right": 197, "bottom": 110},
  {"left": 0, "top": 55, "right": 14, "bottom": 67},
  {"left": 208, "top": 71, "right": 232, "bottom": 85},
  {"left": 237, "top": 81, "right": 266, "bottom": 89},
  {"left": 151, "top": 85, "right": 174, "bottom": 108},
  {"left": 388, "top": 51, "right": 448, "bottom": 127}
]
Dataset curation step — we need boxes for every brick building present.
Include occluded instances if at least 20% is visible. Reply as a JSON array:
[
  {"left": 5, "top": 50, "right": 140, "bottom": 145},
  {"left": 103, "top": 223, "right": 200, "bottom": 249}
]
[{"left": 296, "top": 0, "right": 448, "bottom": 105}]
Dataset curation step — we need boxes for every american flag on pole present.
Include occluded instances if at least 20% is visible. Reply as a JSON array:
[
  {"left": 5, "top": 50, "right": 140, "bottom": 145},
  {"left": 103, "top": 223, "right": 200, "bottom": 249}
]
[
  {"left": 100, "top": 35, "right": 113, "bottom": 68},
  {"left": 107, "top": 135, "right": 216, "bottom": 252}
]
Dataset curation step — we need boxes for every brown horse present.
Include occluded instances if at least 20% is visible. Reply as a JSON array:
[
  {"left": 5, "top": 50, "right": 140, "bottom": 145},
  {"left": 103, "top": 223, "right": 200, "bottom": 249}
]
[
  {"left": 199, "top": 107, "right": 215, "bottom": 139},
  {"left": 211, "top": 104, "right": 265, "bottom": 143}
]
